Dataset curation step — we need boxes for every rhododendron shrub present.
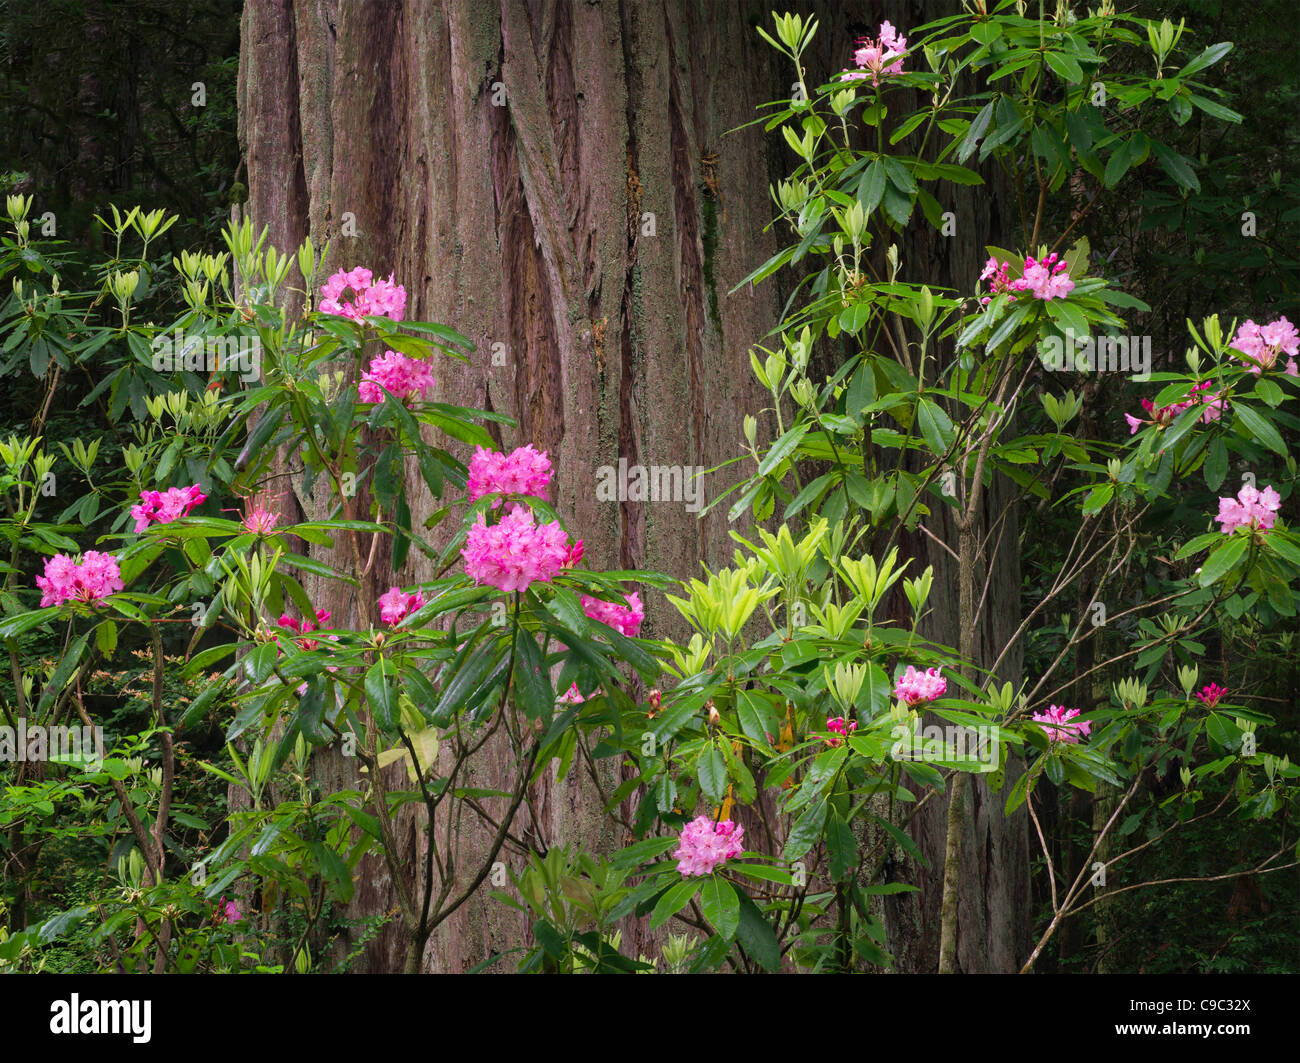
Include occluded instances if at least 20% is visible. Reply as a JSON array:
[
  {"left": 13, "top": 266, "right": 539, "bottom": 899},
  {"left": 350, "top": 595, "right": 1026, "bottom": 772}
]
[
  {"left": 2, "top": 5, "right": 1297, "bottom": 978},
  {"left": 0, "top": 213, "right": 668, "bottom": 975},
  {"left": 606, "top": 9, "right": 1300, "bottom": 975}
]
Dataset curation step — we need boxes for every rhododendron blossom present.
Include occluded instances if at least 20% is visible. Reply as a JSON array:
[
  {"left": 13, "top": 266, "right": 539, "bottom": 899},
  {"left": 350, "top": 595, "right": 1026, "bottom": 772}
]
[
  {"left": 357, "top": 350, "right": 434, "bottom": 405},
  {"left": 1188, "top": 380, "right": 1227, "bottom": 423},
  {"left": 826, "top": 715, "right": 858, "bottom": 747},
  {"left": 979, "top": 257, "right": 1017, "bottom": 306},
  {"left": 131, "top": 484, "right": 206, "bottom": 532},
  {"left": 319, "top": 267, "right": 407, "bottom": 321},
  {"left": 840, "top": 21, "right": 907, "bottom": 86},
  {"left": 1032, "top": 704, "right": 1091, "bottom": 743},
  {"left": 1009, "top": 253, "right": 1074, "bottom": 301},
  {"left": 278, "top": 608, "right": 332, "bottom": 651},
  {"left": 558, "top": 682, "right": 586, "bottom": 705},
  {"left": 674, "top": 816, "right": 745, "bottom": 877},
  {"left": 894, "top": 665, "right": 946, "bottom": 705},
  {"left": 378, "top": 586, "right": 425, "bottom": 626},
  {"left": 1125, "top": 381, "right": 1224, "bottom": 434},
  {"left": 1195, "top": 682, "right": 1228, "bottom": 708},
  {"left": 1215, "top": 483, "right": 1281, "bottom": 535},
  {"left": 217, "top": 897, "right": 241, "bottom": 924},
  {"left": 461, "top": 505, "right": 571, "bottom": 593},
  {"left": 36, "top": 551, "right": 124, "bottom": 607},
  {"left": 1229, "top": 316, "right": 1299, "bottom": 375},
  {"left": 466, "top": 444, "right": 552, "bottom": 503},
  {"left": 563, "top": 539, "right": 584, "bottom": 569},
  {"left": 581, "top": 591, "right": 644, "bottom": 637}
]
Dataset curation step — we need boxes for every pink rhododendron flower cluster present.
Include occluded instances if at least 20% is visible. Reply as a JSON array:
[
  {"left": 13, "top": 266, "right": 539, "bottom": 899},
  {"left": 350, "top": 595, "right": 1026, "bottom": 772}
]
[
  {"left": 1215, "top": 483, "right": 1281, "bottom": 535},
  {"left": 357, "top": 350, "right": 434, "bottom": 405},
  {"left": 278, "top": 608, "right": 332, "bottom": 651},
  {"left": 894, "top": 665, "right": 947, "bottom": 705},
  {"left": 36, "top": 551, "right": 124, "bottom": 607},
  {"left": 466, "top": 445, "right": 553, "bottom": 503},
  {"left": 840, "top": 21, "right": 907, "bottom": 86},
  {"left": 826, "top": 715, "right": 858, "bottom": 747},
  {"left": 563, "top": 539, "right": 584, "bottom": 569},
  {"left": 1195, "top": 682, "right": 1228, "bottom": 708},
  {"left": 1009, "top": 253, "right": 1074, "bottom": 301},
  {"left": 319, "top": 267, "right": 407, "bottom": 321},
  {"left": 581, "top": 591, "right": 645, "bottom": 636},
  {"left": 216, "top": 897, "right": 241, "bottom": 925},
  {"left": 462, "top": 505, "right": 571, "bottom": 593},
  {"left": 1031, "top": 704, "right": 1091, "bottom": 744},
  {"left": 979, "top": 257, "right": 1017, "bottom": 305},
  {"left": 673, "top": 816, "right": 746, "bottom": 877},
  {"left": 1187, "top": 380, "right": 1226, "bottom": 423},
  {"left": 558, "top": 682, "right": 586, "bottom": 705},
  {"left": 131, "top": 484, "right": 207, "bottom": 532},
  {"left": 1229, "top": 316, "right": 1299, "bottom": 375},
  {"left": 378, "top": 586, "right": 425, "bottom": 626},
  {"left": 1125, "top": 381, "right": 1225, "bottom": 435}
]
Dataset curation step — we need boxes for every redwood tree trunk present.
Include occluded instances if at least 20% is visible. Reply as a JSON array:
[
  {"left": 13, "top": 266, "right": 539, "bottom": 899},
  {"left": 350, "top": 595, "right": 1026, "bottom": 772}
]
[{"left": 236, "top": 0, "right": 1028, "bottom": 972}]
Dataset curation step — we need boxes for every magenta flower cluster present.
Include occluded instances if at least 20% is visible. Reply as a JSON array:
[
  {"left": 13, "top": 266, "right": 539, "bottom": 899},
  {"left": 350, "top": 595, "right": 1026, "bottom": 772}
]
[
  {"left": 1011, "top": 253, "right": 1074, "bottom": 301},
  {"left": 980, "top": 253, "right": 1073, "bottom": 303},
  {"left": 580, "top": 591, "right": 644, "bottom": 637},
  {"left": 826, "top": 715, "right": 858, "bottom": 747},
  {"left": 131, "top": 484, "right": 206, "bottom": 533},
  {"left": 674, "top": 816, "right": 746, "bottom": 877},
  {"left": 1215, "top": 483, "right": 1281, "bottom": 535},
  {"left": 466, "top": 444, "right": 553, "bottom": 504},
  {"left": 462, "top": 504, "right": 572, "bottom": 593},
  {"left": 1125, "top": 380, "right": 1224, "bottom": 435},
  {"left": 36, "top": 551, "right": 124, "bottom": 607},
  {"left": 358, "top": 350, "right": 434, "bottom": 406},
  {"left": 319, "top": 267, "right": 407, "bottom": 322},
  {"left": 461, "top": 444, "right": 583, "bottom": 594},
  {"left": 894, "top": 665, "right": 947, "bottom": 706},
  {"left": 278, "top": 608, "right": 331, "bottom": 651},
  {"left": 1195, "top": 682, "right": 1228, "bottom": 708},
  {"left": 840, "top": 21, "right": 907, "bottom": 86},
  {"left": 1031, "top": 704, "right": 1091, "bottom": 744},
  {"left": 979, "top": 258, "right": 1017, "bottom": 305},
  {"left": 378, "top": 586, "right": 425, "bottom": 626},
  {"left": 1229, "top": 316, "right": 1299, "bottom": 376}
]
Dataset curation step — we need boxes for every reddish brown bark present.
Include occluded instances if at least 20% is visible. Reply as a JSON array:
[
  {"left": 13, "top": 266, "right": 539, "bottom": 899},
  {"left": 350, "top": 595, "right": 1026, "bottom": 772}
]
[{"left": 236, "top": 0, "right": 1029, "bottom": 972}]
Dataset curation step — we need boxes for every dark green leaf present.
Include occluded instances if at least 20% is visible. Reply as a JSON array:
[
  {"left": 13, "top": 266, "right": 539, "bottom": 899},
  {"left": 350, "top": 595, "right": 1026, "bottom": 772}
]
[
  {"left": 366, "top": 658, "right": 399, "bottom": 732},
  {"left": 700, "top": 876, "right": 739, "bottom": 940}
]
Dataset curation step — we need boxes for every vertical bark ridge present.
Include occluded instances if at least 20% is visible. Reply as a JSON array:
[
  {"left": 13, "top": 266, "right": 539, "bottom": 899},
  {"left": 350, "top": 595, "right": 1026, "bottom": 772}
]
[{"left": 236, "top": 0, "right": 839, "bottom": 972}]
